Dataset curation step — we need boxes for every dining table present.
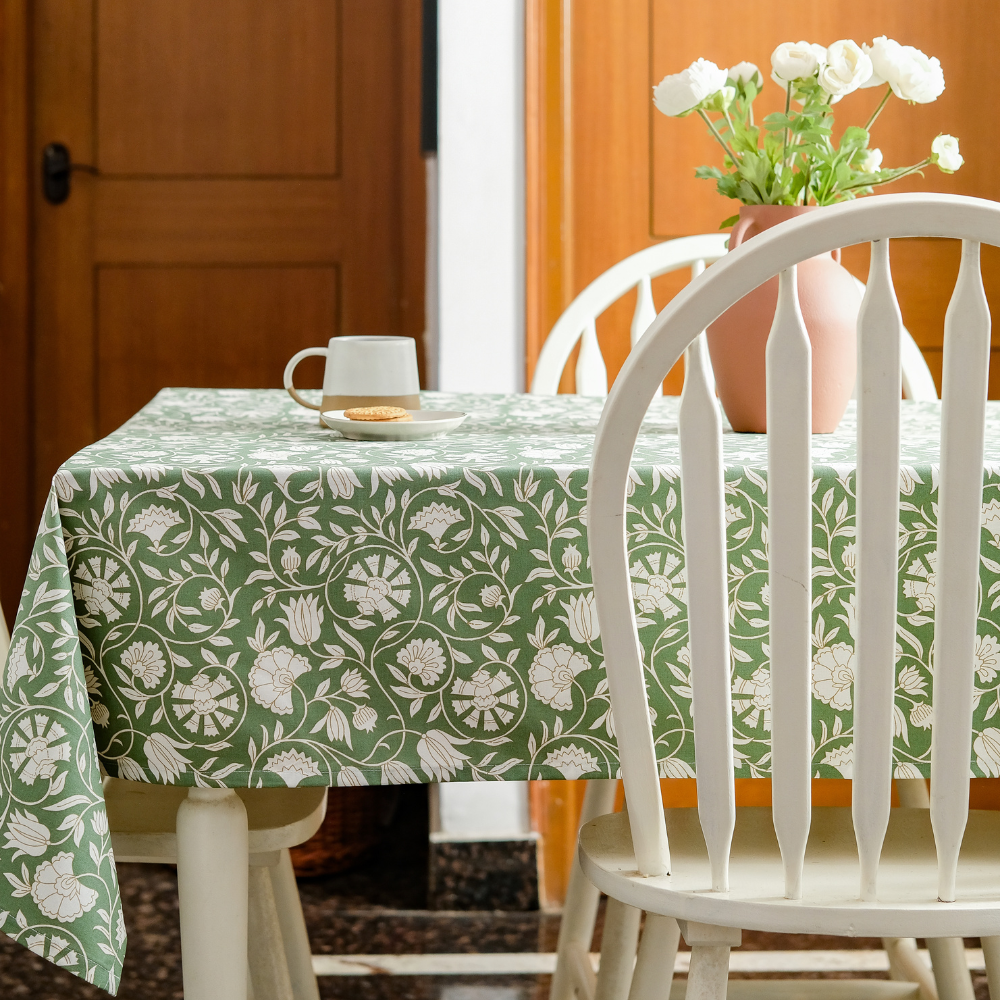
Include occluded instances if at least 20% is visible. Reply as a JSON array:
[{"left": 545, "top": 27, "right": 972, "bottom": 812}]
[{"left": 4, "top": 386, "right": 1000, "bottom": 991}]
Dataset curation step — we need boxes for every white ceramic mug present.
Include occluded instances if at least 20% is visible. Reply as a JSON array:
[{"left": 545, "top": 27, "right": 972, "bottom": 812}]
[{"left": 284, "top": 335, "right": 421, "bottom": 413}]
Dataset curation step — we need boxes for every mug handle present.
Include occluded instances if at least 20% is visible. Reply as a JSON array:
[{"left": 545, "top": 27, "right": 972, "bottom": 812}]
[{"left": 283, "top": 347, "right": 328, "bottom": 411}]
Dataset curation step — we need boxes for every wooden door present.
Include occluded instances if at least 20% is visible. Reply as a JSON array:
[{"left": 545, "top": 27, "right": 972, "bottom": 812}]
[
  {"left": 31, "top": 0, "right": 425, "bottom": 511},
  {"left": 527, "top": 0, "right": 1000, "bottom": 909}
]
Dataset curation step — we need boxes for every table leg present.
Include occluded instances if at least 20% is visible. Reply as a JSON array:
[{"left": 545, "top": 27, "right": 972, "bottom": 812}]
[{"left": 177, "top": 788, "right": 249, "bottom": 1000}]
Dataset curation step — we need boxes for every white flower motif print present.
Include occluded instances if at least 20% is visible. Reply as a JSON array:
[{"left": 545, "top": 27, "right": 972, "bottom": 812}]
[
  {"left": 3, "top": 809, "right": 51, "bottom": 859},
  {"left": 30, "top": 852, "right": 99, "bottom": 923},
  {"left": 171, "top": 673, "right": 240, "bottom": 736},
  {"left": 26, "top": 931, "right": 78, "bottom": 967},
  {"left": 337, "top": 766, "right": 367, "bottom": 787},
  {"left": 822, "top": 744, "right": 853, "bottom": 778},
  {"left": 91, "top": 702, "right": 110, "bottom": 727},
  {"left": 73, "top": 556, "right": 132, "bottom": 623},
  {"left": 121, "top": 640, "right": 166, "bottom": 690},
  {"left": 127, "top": 504, "right": 183, "bottom": 549},
  {"left": 250, "top": 646, "right": 311, "bottom": 715},
  {"left": 417, "top": 729, "right": 471, "bottom": 781},
  {"left": 812, "top": 643, "right": 855, "bottom": 711},
  {"left": 529, "top": 644, "right": 590, "bottom": 711},
  {"left": 724, "top": 503, "right": 745, "bottom": 525},
  {"left": 544, "top": 744, "right": 599, "bottom": 780},
  {"left": 91, "top": 810, "right": 108, "bottom": 836},
  {"left": 479, "top": 584, "right": 503, "bottom": 608},
  {"left": 353, "top": 705, "right": 378, "bottom": 732},
  {"left": 381, "top": 760, "right": 420, "bottom": 785},
  {"left": 9, "top": 714, "right": 71, "bottom": 785},
  {"left": 397, "top": 637, "right": 447, "bottom": 686},
  {"left": 976, "top": 728, "right": 1000, "bottom": 777},
  {"left": 451, "top": 668, "right": 519, "bottom": 731},
  {"left": 659, "top": 756, "right": 696, "bottom": 779},
  {"left": 52, "top": 470, "right": 81, "bottom": 502},
  {"left": 327, "top": 465, "right": 363, "bottom": 499},
  {"left": 408, "top": 502, "right": 464, "bottom": 544},
  {"left": 910, "top": 702, "right": 933, "bottom": 730},
  {"left": 975, "top": 635, "right": 1000, "bottom": 683},
  {"left": 278, "top": 593, "right": 324, "bottom": 645},
  {"left": 344, "top": 553, "right": 411, "bottom": 622},
  {"left": 562, "top": 544, "right": 582, "bottom": 571},
  {"left": 897, "top": 664, "right": 926, "bottom": 696},
  {"left": 144, "top": 732, "right": 190, "bottom": 784},
  {"left": 983, "top": 498, "right": 1000, "bottom": 544},
  {"left": 733, "top": 665, "right": 771, "bottom": 730},
  {"left": 903, "top": 553, "right": 937, "bottom": 614},
  {"left": 841, "top": 541, "right": 857, "bottom": 574},
  {"left": 630, "top": 551, "right": 686, "bottom": 619},
  {"left": 116, "top": 909, "right": 127, "bottom": 947},
  {"left": 199, "top": 587, "right": 224, "bottom": 611},
  {"left": 264, "top": 748, "right": 321, "bottom": 787},
  {"left": 5, "top": 635, "right": 30, "bottom": 690},
  {"left": 562, "top": 592, "right": 600, "bottom": 644},
  {"left": 894, "top": 762, "right": 924, "bottom": 779},
  {"left": 281, "top": 547, "right": 301, "bottom": 573},
  {"left": 340, "top": 668, "right": 369, "bottom": 698}
]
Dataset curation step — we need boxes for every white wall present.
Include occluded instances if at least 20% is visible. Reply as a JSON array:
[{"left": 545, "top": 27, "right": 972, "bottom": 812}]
[{"left": 436, "top": 0, "right": 525, "bottom": 394}]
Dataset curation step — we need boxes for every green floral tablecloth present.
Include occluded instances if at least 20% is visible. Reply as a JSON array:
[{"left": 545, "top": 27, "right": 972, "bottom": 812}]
[{"left": 6, "top": 387, "right": 1000, "bottom": 990}]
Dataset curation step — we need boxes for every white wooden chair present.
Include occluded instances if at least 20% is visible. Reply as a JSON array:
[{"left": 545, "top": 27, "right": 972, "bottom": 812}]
[
  {"left": 584, "top": 193, "right": 1000, "bottom": 1000},
  {"left": 542, "top": 234, "right": 944, "bottom": 1000},
  {"left": 0, "top": 588, "right": 324, "bottom": 1000},
  {"left": 529, "top": 234, "right": 938, "bottom": 402}
]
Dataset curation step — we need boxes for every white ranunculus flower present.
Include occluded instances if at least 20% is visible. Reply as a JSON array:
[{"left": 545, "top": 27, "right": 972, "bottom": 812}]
[
  {"left": 819, "top": 40, "right": 872, "bottom": 99},
  {"left": 771, "top": 41, "right": 821, "bottom": 85},
  {"left": 863, "top": 36, "right": 944, "bottom": 103},
  {"left": 932, "top": 134, "right": 963, "bottom": 172},
  {"left": 861, "top": 148, "right": 883, "bottom": 172},
  {"left": 726, "top": 61, "right": 760, "bottom": 86},
  {"left": 653, "top": 58, "right": 728, "bottom": 117}
]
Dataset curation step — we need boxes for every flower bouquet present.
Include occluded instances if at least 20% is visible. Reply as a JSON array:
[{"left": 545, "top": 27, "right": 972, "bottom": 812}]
[
  {"left": 651, "top": 37, "right": 962, "bottom": 434},
  {"left": 654, "top": 37, "right": 962, "bottom": 222}
]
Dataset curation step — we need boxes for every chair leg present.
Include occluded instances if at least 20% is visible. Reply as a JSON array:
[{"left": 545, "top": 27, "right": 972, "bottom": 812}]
[
  {"left": 177, "top": 788, "right": 249, "bottom": 1000},
  {"left": 883, "top": 936, "right": 938, "bottom": 1000},
  {"left": 627, "top": 914, "right": 679, "bottom": 1000},
  {"left": 248, "top": 865, "right": 294, "bottom": 1000},
  {"left": 981, "top": 936, "right": 1000, "bottom": 1000},
  {"left": 593, "top": 897, "right": 642, "bottom": 1000},
  {"left": 270, "top": 849, "right": 321, "bottom": 1000},
  {"left": 685, "top": 946, "right": 730, "bottom": 1000},
  {"left": 926, "top": 937, "right": 974, "bottom": 1000},
  {"left": 550, "top": 779, "right": 619, "bottom": 1000}
]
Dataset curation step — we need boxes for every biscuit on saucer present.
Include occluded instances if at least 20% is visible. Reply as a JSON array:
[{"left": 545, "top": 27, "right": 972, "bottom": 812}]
[{"left": 344, "top": 405, "right": 412, "bottom": 423}]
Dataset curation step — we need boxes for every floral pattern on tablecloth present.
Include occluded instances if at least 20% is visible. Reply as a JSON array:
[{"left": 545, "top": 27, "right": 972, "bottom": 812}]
[{"left": 7, "top": 387, "right": 1000, "bottom": 991}]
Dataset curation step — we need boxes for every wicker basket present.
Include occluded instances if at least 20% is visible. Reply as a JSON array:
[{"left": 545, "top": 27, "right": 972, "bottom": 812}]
[{"left": 290, "top": 786, "right": 383, "bottom": 877}]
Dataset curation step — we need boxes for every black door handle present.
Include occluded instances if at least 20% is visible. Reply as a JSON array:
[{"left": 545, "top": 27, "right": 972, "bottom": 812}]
[{"left": 42, "top": 143, "right": 96, "bottom": 204}]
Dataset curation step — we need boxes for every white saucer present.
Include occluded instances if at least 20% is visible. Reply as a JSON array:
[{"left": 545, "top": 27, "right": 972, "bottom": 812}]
[{"left": 320, "top": 410, "right": 468, "bottom": 441}]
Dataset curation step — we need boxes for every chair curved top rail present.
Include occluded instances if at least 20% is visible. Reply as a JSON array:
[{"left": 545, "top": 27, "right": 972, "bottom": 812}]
[
  {"left": 530, "top": 233, "right": 729, "bottom": 395},
  {"left": 588, "top": 191, "right": 999, "bottom": 896}
]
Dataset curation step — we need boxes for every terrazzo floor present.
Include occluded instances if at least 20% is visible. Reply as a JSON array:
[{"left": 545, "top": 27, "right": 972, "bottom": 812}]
[{"left": 0, "top": 786, "right": 991, "bottom": 998}]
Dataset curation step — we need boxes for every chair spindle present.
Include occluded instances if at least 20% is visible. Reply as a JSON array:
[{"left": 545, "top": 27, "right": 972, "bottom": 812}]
[
  {"left": 765, "top": 266, "right": 813, "bottom": 900},
  {"left": 679, "top": 331, "right": 735, "bottom": 892},
  {"left": 631, "top": 275, "right": 661, "bottom": 397},
  {"left": 577, "top": 318, "right": 609, "bottom": 396},
  {"left": 931, "top": 240, "right": 992, "bottom": 902},
  {"left": 853, "top": 239, "right": 904, "bottom": 901}
]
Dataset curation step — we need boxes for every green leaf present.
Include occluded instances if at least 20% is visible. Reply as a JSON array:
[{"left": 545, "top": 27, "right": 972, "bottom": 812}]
[{"left": 719, "top": 214, "right": 740, "bottom": 229}]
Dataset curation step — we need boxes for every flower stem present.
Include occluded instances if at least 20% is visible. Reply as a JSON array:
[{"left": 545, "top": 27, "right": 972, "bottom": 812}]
[
  {"left": 697, "top": 109, "right": 740, "bottom": 165},
  {"left": 839, "top": 157, "right": 932, "bottom": 194},
  {"left": 865, "top": 84, "right": 893, "bottom": 132},
  {"left": 782, "top": 82, "right": 791, "bottom": 170}
]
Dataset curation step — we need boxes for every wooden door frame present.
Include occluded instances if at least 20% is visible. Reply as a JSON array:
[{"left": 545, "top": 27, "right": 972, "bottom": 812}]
[{"left": 0, "top": 0, "right": 33, "bottom": 630}]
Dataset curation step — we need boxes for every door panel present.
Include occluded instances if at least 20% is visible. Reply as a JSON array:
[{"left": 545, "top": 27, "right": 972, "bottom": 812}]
[
  {"left": 96, "top": 0, "right": 341, "bottom": 176},
  {"left": 33, "top": 0, "right": 424, "bottom": 512},
  {"left": 96, "top": 266, "right": 339, "bottom": 434}
]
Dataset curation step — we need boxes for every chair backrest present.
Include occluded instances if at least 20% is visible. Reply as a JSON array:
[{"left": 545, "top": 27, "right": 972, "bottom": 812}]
[
  {"left": 532, "top": 236, "right": 939, "bottom": 403},
  {"left": 530, "top": 235, "right": 729, "bottom": 396},
  {"left": 588, "top": 193, "right": 996, "bottom": 906}
]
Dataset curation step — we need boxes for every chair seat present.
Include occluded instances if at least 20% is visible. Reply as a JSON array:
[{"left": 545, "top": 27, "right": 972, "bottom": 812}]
[
  {"left": 580, "top": 806, "right": 1000, "bottom": 939},
  {"left": 105, "top": 778, "right": 327, "bottom": 863},
  {"left": 667, "top": 982, "right": 920, "bottom": 999}
]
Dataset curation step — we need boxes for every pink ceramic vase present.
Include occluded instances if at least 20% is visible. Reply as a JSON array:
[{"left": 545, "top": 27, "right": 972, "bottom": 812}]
[{"left": 705, "top": 204, "right": 861, "bottom": 433}]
